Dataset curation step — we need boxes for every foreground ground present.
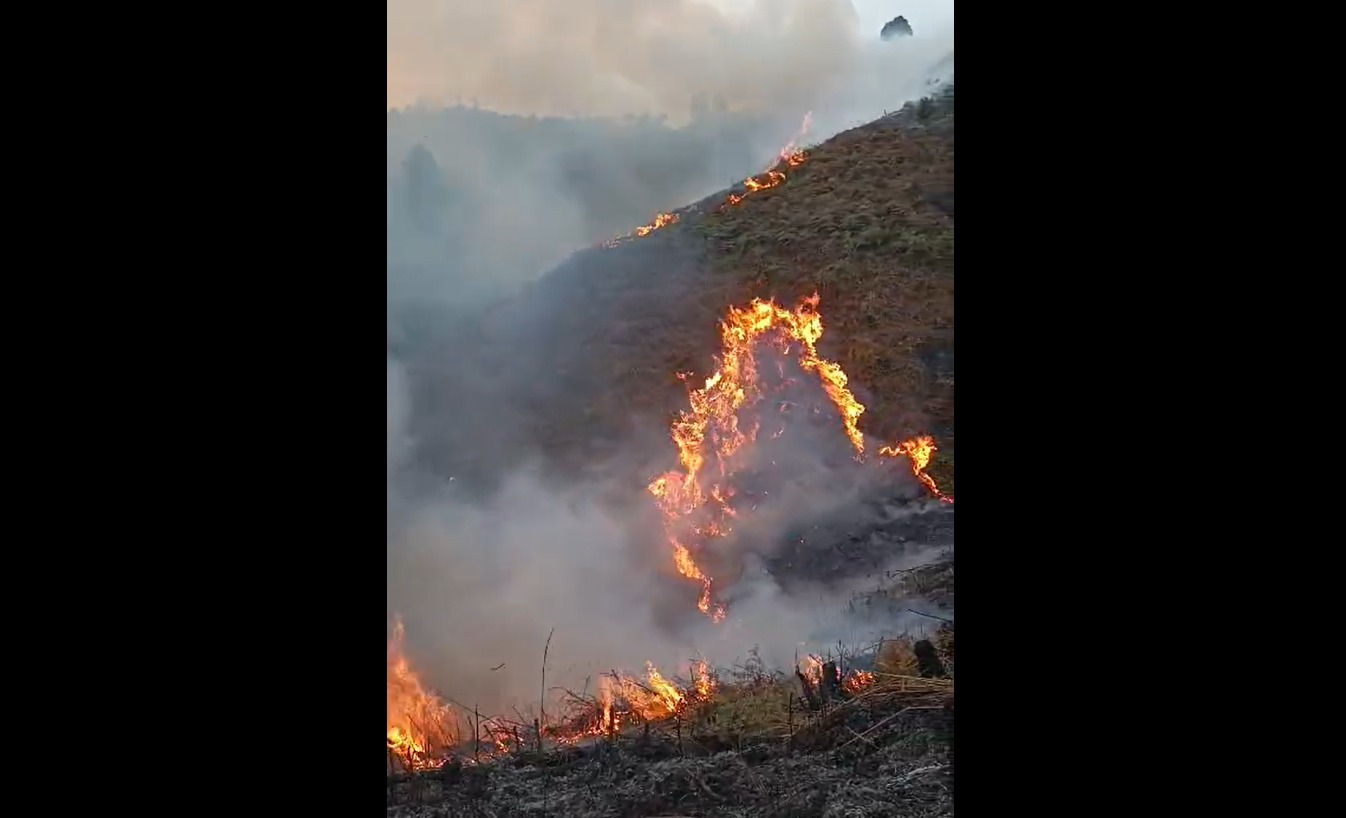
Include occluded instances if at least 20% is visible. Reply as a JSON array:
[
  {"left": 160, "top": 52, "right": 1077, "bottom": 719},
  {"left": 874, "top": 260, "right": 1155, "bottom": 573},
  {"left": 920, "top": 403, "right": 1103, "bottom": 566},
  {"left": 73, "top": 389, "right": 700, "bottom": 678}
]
[{"left": 391, "top": 656, "right": 954, "bottom": 818}]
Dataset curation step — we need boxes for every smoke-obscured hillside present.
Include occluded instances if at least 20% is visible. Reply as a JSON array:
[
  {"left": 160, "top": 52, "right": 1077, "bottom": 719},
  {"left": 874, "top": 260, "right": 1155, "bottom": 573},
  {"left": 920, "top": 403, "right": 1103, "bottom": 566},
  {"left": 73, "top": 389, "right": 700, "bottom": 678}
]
[{"left": 387, "top": 105, "right": 806, "bottom": 307}]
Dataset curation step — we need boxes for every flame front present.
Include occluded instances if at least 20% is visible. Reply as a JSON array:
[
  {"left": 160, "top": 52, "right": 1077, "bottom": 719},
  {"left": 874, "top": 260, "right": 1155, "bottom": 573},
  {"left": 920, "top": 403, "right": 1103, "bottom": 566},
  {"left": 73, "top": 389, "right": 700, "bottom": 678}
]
[
  {"left": 387, "top": 616, "right": 456, "bottom": 770},
  {"left": 878, "top": 435, "right": 953, "bottom": 503},
  {"left": 635, "top": 212, "right": 678, "bottom": 236},
  {"left": 843, "top": 669, "right": 876, "bottom": 694},
  {"left": 600, "top": 112, "right": 812, "bottom": 248},
  {"left": 596, "top": 660, "right": 717, "bottom": 732},
  {"left": 647, "top": 293, "right": 869, "bottom": 618},
  {"left": 724, "top": 111, "right": 811, "bottom": 206}
]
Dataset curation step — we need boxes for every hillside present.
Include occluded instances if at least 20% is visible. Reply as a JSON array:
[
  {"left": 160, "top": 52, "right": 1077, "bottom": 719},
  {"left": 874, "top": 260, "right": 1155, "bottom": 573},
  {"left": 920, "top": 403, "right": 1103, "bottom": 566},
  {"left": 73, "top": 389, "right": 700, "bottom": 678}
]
[
  {"left": 386, "top": 104, "right": 802, "bottom": 307},
  {"left": 400, "top": 85, "right": 955, "bottom": 495},
  {"left": 388, "top": 86, "right": 957, "bottom": 817}
]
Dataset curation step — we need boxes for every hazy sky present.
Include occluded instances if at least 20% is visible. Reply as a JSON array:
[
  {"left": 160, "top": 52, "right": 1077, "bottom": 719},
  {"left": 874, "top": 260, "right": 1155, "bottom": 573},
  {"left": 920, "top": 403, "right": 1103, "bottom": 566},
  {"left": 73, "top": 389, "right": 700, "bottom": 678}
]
[{"left": 387, "top": 0, "right": 955, "bottom": 117}]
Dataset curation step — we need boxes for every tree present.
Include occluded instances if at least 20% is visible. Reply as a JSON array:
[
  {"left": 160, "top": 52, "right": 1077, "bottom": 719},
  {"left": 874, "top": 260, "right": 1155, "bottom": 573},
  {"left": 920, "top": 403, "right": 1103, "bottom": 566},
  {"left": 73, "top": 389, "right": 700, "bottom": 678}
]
[
  {"left": 880, "top": 15, "right": 914, "bottom": 40},
  {"left": 401, "top": 145, "right": 449, "bottom": 234}
]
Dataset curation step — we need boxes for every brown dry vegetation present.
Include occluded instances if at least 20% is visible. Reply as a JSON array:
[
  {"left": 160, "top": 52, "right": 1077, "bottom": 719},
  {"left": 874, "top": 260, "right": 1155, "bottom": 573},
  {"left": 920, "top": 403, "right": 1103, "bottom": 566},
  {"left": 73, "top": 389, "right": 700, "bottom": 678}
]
[
  {"left": 462, "top": 88, "right": 955, "bottom": 492},
  {"left": 389, "top": 631, "right": 955, "bottom": 815},
  {"left": 695, "top": 106, "right": 955, "bottom": 489}
]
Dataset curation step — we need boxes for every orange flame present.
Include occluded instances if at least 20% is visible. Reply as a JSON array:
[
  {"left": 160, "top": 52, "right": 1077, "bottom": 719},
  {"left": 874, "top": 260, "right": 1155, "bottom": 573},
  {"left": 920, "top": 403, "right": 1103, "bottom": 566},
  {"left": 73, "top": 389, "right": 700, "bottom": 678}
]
[
  {"left": 800, "top": 654, "right": 826, "bottom": 687},
  {"left": 387, "top": 616, "right": 456, "bottom": 770},
  {"left": 596, "top": 660, "right": 717, "bottom": 731},
  {"left": 878, "top": 435, "right": 953, "bottom": 503},
  {"left": 600, "top": 112, "right": 810, "bottom": 247},
  {"left": 799, "top": 656, "right": 874, "bottom": 695},
  {"left": 723, "top": 111, "right": 812, "bottom": 207},
  {"left": 635, "top": 212, "right": 678, "bottom": 236},
  {"left": 843, "top": 669, "right": 876, "bottom": 694},
  {"left": 647, "top": 293, "right": 870, "bottom": 618}
]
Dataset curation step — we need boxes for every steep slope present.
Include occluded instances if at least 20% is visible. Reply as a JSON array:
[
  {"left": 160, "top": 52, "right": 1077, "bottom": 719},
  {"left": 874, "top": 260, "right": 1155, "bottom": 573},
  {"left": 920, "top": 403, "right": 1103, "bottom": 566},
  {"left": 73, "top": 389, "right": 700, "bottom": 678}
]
[{"left": 401, "top": 87, "right": 955, "bottom": 493}]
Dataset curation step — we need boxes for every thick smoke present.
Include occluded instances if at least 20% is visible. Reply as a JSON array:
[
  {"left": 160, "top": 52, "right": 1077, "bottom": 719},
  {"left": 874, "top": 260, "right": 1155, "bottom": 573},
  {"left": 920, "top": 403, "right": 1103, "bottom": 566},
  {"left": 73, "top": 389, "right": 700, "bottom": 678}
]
[
  {"left": 387, "top": 347, "right": 946, "bottom": 715},
  {"left": 388, "top": 0, "right": 953, "bottom": 126}
]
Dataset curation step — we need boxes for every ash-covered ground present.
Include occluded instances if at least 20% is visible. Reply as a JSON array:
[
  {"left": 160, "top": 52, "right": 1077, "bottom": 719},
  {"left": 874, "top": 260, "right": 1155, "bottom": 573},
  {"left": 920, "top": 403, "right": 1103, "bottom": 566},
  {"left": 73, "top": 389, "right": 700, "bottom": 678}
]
[{"left": 390, "top": 698, "right": 953, "bottom": 818}]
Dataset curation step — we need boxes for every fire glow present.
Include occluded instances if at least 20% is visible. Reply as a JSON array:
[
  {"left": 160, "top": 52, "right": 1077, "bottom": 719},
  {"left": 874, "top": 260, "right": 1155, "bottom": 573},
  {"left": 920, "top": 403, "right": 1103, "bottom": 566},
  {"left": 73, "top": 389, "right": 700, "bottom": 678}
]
[
  {"left": 600, "top": 111, "right": 813, "bottom": 248},
  {"left": 724, "top": 110, "right": 811, "bottom": 206},
  {"left": 647, "top": 293, "right": 950, "bottom": 620},
  {"left": 387, "top": 616, "right": 456, "bottom": 771}
]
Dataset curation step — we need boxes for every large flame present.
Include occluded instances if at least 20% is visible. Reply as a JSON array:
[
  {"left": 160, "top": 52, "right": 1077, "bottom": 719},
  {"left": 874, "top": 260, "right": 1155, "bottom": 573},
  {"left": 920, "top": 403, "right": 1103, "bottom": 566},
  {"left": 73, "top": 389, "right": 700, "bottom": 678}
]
[
  {"left": 387, "top": 616, "right": 456, "bottom": 770},
  {"left": 647, "top": 293, "right": 872, "bottom": 618}
]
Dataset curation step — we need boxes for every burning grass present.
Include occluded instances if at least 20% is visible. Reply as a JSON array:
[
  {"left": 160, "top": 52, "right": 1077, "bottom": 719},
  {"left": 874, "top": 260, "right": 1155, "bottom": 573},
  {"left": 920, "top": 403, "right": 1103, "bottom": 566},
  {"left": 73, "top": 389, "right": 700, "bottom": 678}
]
[
  {"left": 388, "top": 636, "right": 954, "bottom": 815},
  {"left": 388, "top": 627, "right": 955, "bottom": 775},
  {"left": 455, "top": 90, "right": 955, "bottom": 488},
  {"left": 694, "top": 102, "right": 955, "bottom": 472}
]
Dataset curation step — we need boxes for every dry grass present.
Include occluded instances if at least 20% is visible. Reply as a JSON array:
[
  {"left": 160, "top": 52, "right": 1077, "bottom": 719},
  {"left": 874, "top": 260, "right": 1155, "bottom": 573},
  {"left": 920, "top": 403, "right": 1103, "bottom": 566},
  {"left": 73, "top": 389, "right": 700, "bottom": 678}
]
[
  {"left": 449, "top": 90, "right": 956, "bottom": 488},
  {"left": 690, "top": 628, "right": 956, "bottom": 745},
  {"left": 694, "top": 113, "right": 955, "bottom": 474},
  {"left": 687, "top": 670, "right": 952, "bottom": 751}
]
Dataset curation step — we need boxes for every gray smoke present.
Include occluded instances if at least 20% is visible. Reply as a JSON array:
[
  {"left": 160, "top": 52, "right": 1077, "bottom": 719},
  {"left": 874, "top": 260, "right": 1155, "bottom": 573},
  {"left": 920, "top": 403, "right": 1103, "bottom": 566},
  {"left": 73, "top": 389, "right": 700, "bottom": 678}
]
[
  {"left": 388, "top": 0, "right": 954, "bottom": 125},
  {"left": 386, "top": 0, "right": 954, "bottom": 306}
]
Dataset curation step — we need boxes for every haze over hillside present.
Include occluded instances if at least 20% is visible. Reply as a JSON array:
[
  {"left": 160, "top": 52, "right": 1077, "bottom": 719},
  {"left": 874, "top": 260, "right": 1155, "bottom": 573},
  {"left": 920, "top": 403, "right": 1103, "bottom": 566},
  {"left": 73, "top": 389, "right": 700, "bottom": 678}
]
[{"left": 387, "top": 0, "right": 954, "bottom": 308}]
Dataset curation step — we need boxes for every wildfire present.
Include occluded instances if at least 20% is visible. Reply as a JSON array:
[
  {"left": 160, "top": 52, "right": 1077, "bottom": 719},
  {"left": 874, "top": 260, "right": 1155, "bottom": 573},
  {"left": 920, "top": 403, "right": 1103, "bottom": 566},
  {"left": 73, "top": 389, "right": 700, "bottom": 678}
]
[
  {"left": 647, "top": 293, "right": 873, "bottom": 618},
  {"left": 843, "top": 669, "right": 876, "bottom": 694},
  {"left": 800, "top": 654, "right": 826, "bottom": 687},
  {"left": 387, "top": 616, "right": 456, "bottom": 771},
  {"left": 724, "top": 111, "right": 812, "bottom": 206},
  {"left": 879, "top": 435, "right": 954, "bottom": 503},
  {"left": 600, "top": 111, "right": 812, "bottom": 248},
  {"left": 798, "top": 655, "right": 876, "bottom": 695},
  {"left": 635, "top": 212, "right": 678, "bottom": 236},
  {"left": 531, "top": 658, "right": 720, "bottom": 747},
  {"left": 597, "top": 660, "right": 716, "bottom": 732}
]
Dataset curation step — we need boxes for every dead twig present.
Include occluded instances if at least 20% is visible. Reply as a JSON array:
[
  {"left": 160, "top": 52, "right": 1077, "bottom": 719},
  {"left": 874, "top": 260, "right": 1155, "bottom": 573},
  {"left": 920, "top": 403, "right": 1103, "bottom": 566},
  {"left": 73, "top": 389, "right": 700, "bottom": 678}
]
[
  {"left": 844, "top": 725, "right": 877, "bottom": 748},
  {"left": 837, "top": 705, "right": 943, "bottom": 750},
  {"left": 540, "top": 627, "right": 555, "bottom": 731},
  {"left": 693, "top": 775, "right": 723, "bottom": 801},
  {"left": 907, "top": 608, "right": 954, "bottom": 624}
]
